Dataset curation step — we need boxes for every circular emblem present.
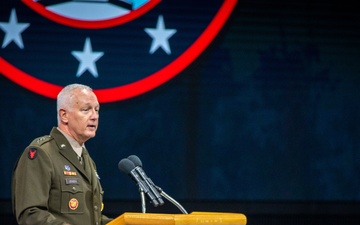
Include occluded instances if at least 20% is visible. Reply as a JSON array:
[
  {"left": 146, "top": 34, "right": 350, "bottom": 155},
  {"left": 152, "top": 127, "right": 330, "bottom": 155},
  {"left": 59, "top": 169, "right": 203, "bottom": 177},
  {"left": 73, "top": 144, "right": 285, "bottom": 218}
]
[
  {"left": 69, "top": 198, "right": 79, "bottom": 210},
  {"left": 0, "top": 0, "right": 238, "bottom": 103}
]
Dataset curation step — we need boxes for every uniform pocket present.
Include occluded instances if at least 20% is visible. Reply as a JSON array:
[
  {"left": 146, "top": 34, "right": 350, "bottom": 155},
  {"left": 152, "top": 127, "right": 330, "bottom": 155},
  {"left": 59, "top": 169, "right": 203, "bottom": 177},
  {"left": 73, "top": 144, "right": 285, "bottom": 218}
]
[{"left": 60, "top": 179, "right": 85, "bottom": 214}]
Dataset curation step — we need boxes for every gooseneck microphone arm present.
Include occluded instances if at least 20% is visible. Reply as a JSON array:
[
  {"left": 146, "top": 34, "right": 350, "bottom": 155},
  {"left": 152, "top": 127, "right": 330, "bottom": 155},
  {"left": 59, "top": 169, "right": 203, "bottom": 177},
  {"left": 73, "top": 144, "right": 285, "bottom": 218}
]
[{"left": 154, "top": 185, "right": 188, "bottom": 214}]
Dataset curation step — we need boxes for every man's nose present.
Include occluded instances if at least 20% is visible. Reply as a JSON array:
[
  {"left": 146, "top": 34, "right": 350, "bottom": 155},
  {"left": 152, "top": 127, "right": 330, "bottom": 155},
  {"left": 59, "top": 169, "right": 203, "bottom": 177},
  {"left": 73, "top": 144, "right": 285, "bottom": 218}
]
[{"left": 90, "top": 109, "right": 99, "bottom": 119}]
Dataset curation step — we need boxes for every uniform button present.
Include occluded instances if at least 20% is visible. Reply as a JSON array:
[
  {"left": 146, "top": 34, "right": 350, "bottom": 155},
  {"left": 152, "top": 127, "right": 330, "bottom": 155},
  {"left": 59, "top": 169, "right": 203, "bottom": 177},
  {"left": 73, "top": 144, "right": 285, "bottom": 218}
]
[
  {"left": 96, "top": 222, "right": 99, "bottom": 225},
  {"left": 72, "top": 187, "right": 76, "bottom": 191},
  {"left": 94, "top": 205, "right": 98, "bottom": 211}
]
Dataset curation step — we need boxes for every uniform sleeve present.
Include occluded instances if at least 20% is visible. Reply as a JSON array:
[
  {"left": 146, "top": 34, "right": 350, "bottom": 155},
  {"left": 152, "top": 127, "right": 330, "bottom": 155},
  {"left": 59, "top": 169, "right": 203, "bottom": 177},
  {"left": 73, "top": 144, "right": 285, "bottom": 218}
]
[
  {"left": 12, "top": 146, "right": 68, "bottom": 225},
  {"left": 102, "top": 214, "right": 113, "bottom": 225}
]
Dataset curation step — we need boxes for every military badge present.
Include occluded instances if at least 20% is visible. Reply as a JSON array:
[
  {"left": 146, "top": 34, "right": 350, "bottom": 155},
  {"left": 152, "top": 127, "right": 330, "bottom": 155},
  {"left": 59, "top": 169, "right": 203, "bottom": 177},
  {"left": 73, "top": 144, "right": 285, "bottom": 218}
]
[
  {"left": 64, "top": 171, "right": 77, "bottom": 176},
  {"left": 69, "top": 198, "right": 79, "bottom": 210},
  {"left": 64, "top": 165, "right": 71, "bottom": 171}
]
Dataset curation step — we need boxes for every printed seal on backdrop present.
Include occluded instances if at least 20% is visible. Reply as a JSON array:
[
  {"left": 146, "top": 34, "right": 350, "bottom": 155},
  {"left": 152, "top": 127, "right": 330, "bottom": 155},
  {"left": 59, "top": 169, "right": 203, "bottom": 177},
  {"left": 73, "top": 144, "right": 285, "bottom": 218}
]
[{"left": 0, "top": 0, "right": 237, "bottom": 103}]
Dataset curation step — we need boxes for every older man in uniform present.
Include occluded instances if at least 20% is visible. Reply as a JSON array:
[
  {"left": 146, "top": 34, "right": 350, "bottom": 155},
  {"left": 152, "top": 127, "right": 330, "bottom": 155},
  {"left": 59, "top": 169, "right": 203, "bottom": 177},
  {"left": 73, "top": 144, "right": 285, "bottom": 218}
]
[{"left": 12, "top": 84, "right": 112, "bottom": 225}]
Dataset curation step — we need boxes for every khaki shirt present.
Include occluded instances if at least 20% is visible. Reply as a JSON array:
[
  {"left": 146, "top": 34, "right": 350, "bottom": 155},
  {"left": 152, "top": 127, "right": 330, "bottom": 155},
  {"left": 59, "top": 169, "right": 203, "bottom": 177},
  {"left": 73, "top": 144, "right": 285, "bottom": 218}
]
[{"left": 12, "top": 127, "right": 112, "bottom": 225}]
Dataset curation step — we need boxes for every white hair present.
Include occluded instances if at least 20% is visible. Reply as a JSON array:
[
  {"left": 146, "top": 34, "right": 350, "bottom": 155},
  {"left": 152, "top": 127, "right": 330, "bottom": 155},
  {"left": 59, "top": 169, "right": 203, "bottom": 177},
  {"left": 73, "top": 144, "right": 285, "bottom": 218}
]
[{"left": 56, "top": 84, "right": 93, "bottom": 124}]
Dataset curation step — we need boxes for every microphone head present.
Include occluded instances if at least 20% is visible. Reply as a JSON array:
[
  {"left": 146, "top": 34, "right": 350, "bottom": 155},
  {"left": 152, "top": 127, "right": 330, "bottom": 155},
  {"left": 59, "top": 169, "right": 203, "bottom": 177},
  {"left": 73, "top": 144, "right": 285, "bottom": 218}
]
[
  {"left": 128, "top": 155, "right": 142, "bottom": 167},
  {"left": 118, "top": 158, "right": 136, "bottom": 174}
]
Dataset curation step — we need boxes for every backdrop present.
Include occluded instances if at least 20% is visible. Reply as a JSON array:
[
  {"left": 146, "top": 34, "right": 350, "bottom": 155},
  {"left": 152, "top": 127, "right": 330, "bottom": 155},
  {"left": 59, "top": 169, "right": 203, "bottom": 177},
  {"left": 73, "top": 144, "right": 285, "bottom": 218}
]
[{"left": 1, "top": 0, "right": 359, "bottom": 205}]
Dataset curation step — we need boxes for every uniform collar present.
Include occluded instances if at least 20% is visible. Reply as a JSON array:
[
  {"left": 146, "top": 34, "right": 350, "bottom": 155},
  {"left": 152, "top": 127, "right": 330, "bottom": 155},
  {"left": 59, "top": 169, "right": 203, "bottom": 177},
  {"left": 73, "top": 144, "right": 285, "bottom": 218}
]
[{"left": 57, "top": 127, "right": 84, "bottom": 157}]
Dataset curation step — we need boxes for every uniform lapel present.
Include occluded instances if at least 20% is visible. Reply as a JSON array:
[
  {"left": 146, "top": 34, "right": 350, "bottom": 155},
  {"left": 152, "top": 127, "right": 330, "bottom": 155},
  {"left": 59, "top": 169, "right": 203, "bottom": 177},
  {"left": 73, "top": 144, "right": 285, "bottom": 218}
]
[
  {"left": 82, "top": 148, "right": 93, "bottom": 184},
  {"left": 50, "top": 127, "right": 91, "bottom": 182}
]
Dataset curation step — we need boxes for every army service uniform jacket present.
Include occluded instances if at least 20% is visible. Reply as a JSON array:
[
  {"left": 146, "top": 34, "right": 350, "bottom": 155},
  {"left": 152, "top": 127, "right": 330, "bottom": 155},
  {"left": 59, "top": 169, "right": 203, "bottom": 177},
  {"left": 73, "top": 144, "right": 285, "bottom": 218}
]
[{"left": 12, "top": 127, "right": 112, "bottom": 225}]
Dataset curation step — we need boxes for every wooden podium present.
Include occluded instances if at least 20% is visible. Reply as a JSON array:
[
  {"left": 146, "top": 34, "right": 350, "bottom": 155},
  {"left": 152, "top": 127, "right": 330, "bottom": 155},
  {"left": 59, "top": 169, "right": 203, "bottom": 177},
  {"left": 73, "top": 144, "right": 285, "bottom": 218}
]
[{"left": 107, "top": 211, "right": 247, "bottom": 225}]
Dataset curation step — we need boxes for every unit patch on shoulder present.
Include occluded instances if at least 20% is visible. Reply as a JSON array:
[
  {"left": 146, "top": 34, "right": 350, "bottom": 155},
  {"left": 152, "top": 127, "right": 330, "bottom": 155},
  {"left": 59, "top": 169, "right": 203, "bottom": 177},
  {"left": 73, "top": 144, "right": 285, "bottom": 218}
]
[{"left": 28, "top": 148, "right": 38, "bottom": 160}]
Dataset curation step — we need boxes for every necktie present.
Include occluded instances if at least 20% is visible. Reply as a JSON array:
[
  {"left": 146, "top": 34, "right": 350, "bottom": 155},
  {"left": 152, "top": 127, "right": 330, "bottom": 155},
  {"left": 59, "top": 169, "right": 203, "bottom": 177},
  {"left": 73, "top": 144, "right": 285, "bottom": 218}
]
[{"left": 78, "top": 155, "right": 83, "bottom": 166}]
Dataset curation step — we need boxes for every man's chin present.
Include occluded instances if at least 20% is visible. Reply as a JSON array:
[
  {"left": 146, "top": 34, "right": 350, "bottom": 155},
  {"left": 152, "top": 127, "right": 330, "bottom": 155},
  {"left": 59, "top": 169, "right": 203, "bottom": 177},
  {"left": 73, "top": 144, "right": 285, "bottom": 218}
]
[
  {"left": 85, "top": 131, "right": 97, "bottom": 140},
  {"left": 88, "top": 132, "right": 96, "bottom": 138}
]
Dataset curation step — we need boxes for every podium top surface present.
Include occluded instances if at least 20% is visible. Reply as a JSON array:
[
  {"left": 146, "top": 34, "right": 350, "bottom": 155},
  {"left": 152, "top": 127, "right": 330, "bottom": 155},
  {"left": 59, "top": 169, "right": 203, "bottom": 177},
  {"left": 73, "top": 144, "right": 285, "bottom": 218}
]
[{"left": 107, "top": 211, "right": 247, "bottom": 225}]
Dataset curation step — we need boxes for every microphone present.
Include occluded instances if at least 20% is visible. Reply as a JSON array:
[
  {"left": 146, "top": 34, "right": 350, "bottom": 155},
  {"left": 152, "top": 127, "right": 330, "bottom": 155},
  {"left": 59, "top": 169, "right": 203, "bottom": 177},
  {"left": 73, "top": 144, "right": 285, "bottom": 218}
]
[
  {"left": 127, "top": 155, "right": 164, "bottom": 206},
  {"left": 120, "top": 155, "right": 188, "bottom": 214},
  {"left": 118, "top": 158, "right": 160, "bottom": 207}
]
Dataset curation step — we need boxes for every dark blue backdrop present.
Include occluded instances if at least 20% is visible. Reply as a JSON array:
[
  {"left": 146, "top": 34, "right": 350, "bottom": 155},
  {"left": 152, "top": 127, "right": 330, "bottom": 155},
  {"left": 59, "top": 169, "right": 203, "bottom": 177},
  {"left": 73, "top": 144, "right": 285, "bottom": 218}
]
[{"left": 1, "top": 0, "right": 360, "bottom": 205}]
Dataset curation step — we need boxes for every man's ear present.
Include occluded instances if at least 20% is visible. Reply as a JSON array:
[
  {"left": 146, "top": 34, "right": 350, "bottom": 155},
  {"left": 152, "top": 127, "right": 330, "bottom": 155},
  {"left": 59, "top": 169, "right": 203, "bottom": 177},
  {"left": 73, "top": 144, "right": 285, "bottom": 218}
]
[{"left": 59, "top": 109, "right": 68, "bottom": 124}]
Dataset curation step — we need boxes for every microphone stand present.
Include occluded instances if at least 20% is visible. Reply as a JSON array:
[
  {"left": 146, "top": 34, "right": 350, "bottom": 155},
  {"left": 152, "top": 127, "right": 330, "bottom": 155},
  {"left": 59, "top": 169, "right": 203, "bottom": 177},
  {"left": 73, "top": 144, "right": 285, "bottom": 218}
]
[{"left": 139, "top": 188, "right": 146, "bottom": 213}]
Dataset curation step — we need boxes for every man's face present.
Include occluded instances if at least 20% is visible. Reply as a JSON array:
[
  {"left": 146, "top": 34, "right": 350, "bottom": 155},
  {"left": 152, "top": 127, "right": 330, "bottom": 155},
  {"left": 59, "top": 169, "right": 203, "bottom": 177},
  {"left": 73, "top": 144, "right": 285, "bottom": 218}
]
[{"left": 63, "top": 89, "right": 100, "bottom": 144}]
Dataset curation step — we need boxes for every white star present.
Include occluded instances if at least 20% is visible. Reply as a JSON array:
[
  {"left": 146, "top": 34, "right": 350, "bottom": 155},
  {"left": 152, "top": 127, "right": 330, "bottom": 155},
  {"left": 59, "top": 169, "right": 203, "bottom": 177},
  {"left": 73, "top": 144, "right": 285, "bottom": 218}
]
[
  {"left": 144, "top": 15, "right": 177, "bottom": 55},
  {"left": 71, "top": 37, "right": 104, "bottom": 78},
  {"left": 0, "top": 9, "right": 30, "bottom": 49}
]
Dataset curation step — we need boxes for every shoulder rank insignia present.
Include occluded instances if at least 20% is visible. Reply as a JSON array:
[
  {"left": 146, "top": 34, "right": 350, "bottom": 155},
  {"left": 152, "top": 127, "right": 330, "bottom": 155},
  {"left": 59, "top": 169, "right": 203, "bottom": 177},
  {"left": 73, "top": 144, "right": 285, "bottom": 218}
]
[{"left": 34, "top": 135, "right": 52, "bottom": 146}]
